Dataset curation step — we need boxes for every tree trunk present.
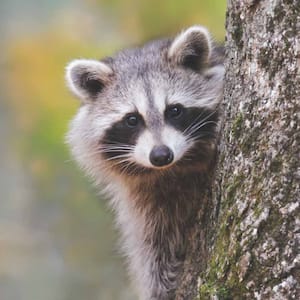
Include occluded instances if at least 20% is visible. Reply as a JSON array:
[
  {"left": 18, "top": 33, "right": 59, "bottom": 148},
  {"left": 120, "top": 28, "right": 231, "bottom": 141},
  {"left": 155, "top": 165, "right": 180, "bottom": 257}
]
[{"left": 177, "top": 0, "right": 300, "bottom": 299}]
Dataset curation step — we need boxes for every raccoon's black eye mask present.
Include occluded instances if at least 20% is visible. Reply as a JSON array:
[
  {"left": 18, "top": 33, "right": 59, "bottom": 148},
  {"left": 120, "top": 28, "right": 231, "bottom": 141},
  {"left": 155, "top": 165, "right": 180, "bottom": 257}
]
[
  {"left": 165, "top": 104, "right": 184, "bottom": 120},
  {"left": 165, "top": 105, "right": 218, "bottom": 139},
  {"left": 102, "top": 111, "right": 145, "bottom": 152}
]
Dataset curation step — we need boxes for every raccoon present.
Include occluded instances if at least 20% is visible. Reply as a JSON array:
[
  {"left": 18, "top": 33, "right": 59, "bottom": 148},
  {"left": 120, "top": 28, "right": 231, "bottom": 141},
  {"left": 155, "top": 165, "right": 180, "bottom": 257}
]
[{"left": 65, "top": 26, "right": 224, "bottom": 300}]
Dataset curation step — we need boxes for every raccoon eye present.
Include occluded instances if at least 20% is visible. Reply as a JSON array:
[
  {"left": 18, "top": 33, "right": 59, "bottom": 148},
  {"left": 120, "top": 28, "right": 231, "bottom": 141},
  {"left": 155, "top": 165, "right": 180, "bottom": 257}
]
[
  {"left": 165, "top": 104, "right": 184, "bottom": 119},
  {"left": 125, "top": 114, "right": 139, "bottom": 128}
]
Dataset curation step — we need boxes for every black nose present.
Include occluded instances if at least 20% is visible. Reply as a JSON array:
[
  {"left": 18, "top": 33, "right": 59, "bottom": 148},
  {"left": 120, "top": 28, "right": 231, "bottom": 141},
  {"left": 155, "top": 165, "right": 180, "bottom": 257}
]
[{"left": 150, "top": 145, "right": 174, "bottom": 167}]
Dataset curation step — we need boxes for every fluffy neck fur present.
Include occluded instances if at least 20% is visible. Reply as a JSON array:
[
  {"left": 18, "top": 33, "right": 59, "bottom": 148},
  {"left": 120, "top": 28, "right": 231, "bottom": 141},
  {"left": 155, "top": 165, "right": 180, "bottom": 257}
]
[{"left": 107, "top": 165, "right": 213, "bottom": 300}]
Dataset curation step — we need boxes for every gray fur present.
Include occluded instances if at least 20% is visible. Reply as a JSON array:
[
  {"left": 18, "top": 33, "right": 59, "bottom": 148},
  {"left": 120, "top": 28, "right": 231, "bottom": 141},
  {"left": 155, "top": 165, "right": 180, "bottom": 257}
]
[{"left": 65, "top": 26, "right": 224, "bottom": 299}]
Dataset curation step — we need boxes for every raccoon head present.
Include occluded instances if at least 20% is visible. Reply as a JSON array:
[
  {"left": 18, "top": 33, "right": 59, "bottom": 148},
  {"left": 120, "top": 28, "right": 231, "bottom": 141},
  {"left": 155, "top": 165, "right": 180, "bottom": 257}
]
[{"left": 66, "top": 26, "right": 224, "bottom": 180}]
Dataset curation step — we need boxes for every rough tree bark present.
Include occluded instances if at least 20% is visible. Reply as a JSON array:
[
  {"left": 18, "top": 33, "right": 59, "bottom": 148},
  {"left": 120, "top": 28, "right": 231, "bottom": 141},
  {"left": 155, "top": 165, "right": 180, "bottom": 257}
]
[{"left": 176, "top": 0, "right": 300, "bottom": 299}]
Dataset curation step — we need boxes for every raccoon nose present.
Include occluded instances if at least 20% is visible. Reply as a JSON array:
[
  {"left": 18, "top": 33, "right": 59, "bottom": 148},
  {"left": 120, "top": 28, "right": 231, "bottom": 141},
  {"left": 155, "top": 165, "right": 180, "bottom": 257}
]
[{"left": 150, "top": 145, "right": 174, "bottom": 167}]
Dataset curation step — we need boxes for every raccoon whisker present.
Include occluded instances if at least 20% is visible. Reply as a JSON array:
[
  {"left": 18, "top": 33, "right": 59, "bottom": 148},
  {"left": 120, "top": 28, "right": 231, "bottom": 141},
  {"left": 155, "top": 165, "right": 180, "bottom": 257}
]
[
  {"left": 100, "top": 147, "right": 134, "bottom": 151},
  {"left": 100, "top": 144, "right": 135, "bottom": 148},
  {"left": 189, "top": 120, "right": 218, "bottom": 133},
  {"left": 109, "top": 159, "right": 137, "bottom": 176},
  {"left": 97, "top": 145, "right": 134, "bottom": 156},
  {"left": 100, "top": 149, "right": 133, "bottom": 154},
  {"left": 183, "top": 109, "right": 218, "bottom": 135},
  {"left": 189, "top": 109, "right": 218, "bottom": 130},
  {"left": 115, "top": 161, "right": 134, "bottom": 170},
  {"left": 188, "top": 131, "right": 215, "bottom": 140},
  {"left": 185, "top": 131, "right": 216, "bottom": 143},
  {"left": 64, "top": 149, "right": 131, "bottom": 164},
  {"left": 110, "top": 156, "right": 134, "bottom": 166},
  {"left": 106, "top": 154, "right": 132, "bottom": 162},
  {"left": 99, "top": 146, "right": 135, "bottom": 151},
  {"left": 182, "top": 110, "right": 207, "bottom": 135},
  {"left": 105, "top": 152, "right": 146, "bottom": 176},
  {"left": 186, "top": 121, "right": 218, "bottom": 137},
  {"left": 131, "top": 163, "right": 148, "bottom": 176},
  {"left": 100, "top": 141, "right": 135, "bottom": 148},
  {"left": 119, "top": 160, "right": 139, "bottom": 176}
]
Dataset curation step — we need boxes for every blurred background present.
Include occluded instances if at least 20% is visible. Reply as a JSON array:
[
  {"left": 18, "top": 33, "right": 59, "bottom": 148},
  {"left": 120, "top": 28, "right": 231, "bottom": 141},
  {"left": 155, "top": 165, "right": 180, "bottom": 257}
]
[{"left": 0, "top": 1, "right": 225, "bottom": 299}]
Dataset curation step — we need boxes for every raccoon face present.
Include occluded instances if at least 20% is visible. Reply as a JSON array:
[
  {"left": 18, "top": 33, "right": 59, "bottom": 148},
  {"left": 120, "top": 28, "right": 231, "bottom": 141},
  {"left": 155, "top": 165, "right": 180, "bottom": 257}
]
[{"left": 66, "top": 26, "right": 224, "bottom": 178}]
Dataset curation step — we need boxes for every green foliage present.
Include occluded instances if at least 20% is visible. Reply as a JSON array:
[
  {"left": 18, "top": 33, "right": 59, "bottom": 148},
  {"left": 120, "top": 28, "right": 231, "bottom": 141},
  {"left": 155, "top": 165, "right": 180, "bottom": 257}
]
[{"left": 95, "top": 0, "right": 226, "bottom": 41}]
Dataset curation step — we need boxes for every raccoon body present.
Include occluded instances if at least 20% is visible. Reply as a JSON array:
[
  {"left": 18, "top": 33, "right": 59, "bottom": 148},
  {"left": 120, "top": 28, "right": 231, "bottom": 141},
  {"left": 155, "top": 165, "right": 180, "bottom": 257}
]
[{"left": 66, "top": 26, "right": 224, "bottom": 300}]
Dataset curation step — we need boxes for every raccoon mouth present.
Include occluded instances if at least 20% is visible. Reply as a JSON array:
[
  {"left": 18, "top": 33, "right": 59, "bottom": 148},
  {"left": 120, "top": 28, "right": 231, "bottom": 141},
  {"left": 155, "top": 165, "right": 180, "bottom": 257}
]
[{"left": 107, "top": 156, "right": 177, "bottom": 176}]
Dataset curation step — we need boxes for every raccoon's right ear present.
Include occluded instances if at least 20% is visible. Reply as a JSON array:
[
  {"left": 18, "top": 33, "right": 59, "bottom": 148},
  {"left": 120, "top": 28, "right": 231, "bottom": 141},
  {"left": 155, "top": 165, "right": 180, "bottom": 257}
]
[
  {"left": 168, "top": 25, "right": 212, "bottom": 71},
  {"left": 65, "top": 59, "right": 113, "bottom": 101}
]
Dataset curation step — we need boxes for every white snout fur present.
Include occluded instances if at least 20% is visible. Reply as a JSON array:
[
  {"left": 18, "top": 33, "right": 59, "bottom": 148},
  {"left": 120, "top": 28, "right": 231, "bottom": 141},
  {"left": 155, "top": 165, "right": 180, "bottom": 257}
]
[{"left": 133, "top": 126, "right": 191, "bottom": 168}]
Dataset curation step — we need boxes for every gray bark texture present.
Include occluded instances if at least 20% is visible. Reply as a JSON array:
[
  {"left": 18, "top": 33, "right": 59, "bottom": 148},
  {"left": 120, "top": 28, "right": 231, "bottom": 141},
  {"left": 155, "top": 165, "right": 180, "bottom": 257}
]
[{"left": 176, "top": 0, "right": 300, "bottom": 299}]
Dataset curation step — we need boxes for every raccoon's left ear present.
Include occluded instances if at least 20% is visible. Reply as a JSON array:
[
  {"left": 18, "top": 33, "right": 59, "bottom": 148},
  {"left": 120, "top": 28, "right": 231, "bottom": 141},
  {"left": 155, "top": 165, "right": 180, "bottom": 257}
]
[
  {"left": 65, "top": 59, "right": 113, "bottom": 102},
  {"left": 168, "top": 25, "right": 212, "bottom": 71}
]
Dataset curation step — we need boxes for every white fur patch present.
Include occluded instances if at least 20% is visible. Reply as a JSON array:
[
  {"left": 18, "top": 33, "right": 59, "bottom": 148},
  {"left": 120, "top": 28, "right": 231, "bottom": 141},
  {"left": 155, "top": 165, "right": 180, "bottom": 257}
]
[
  {"left": 153, "top": 88, "right": 167, "bottom": 114},
  {"left": 133, "top": 126, "right": 191, "bottom": 169},
  {"left": 131, "top": 84, "right": 150, "bottom": 117},
  {"left": 133, "top": 130, "right": 155, "bottom": 167},
  {"left": 161, "top": 126, "right": 192, "bottom": 162}
]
